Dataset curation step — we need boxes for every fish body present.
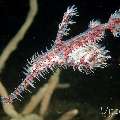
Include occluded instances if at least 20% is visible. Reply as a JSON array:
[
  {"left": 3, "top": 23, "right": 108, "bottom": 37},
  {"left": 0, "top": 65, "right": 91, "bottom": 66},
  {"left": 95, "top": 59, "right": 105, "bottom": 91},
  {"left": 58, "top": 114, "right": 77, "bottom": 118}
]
[{"left": 1, "top": 5, "right": 120, "bottom": 103}]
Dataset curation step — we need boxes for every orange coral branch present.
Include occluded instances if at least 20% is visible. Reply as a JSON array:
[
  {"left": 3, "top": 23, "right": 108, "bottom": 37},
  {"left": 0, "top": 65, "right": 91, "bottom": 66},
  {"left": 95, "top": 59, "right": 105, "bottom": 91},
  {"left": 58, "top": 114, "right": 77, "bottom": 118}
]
[
  {"left": 39, "top": 69, "right": 60, "bottom": 117},
  {"left": 22, "top": 84, "right": 48, "bottom": 114},
  {"left": 57, "top": 109, "right": 79, "bottom": 120}
]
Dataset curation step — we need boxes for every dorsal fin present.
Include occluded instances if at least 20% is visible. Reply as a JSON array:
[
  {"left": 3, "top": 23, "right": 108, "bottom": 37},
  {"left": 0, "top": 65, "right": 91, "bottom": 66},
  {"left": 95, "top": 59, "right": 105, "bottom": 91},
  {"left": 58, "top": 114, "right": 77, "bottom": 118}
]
[{"left": 88, "top": 19, "right": 101, "bottom": 28}]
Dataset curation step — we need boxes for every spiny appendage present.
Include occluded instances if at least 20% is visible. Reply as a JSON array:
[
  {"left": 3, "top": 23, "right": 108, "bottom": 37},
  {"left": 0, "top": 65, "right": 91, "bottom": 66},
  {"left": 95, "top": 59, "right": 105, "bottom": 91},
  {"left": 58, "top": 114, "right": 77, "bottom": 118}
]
[
  {"left": 21, "top": 52, "right": 59, "bottom": 91},
  {"left": 74, "top": 21, "right": 105, "bottom": 45},
  {"left": 1, "top": 50, "right": 61, "bottom": 103},
  {"left": 23, "top": 52, "right": 39, "bottom": 76},
  {"left": 1, "top": 71, "right": 40, "bottom": 103},
  {"left": 108, "top": 9, "right": 120, "bottom": 37},
  {"left": 110, "top": 9, "right": 120, "bottom": 19},
  {"left": 66, "top": 42, "right": 111, "bottom": 73},
  {"left": 87, "top": 28, "right": 105, "bottom": 44},
  {"left": 88, "top": 19, "right": 101, "bottom": 28},
  {"left": 1, "top": 79, "right": 29, "bottom": 103},
  {"left": 56, "top": 5, "right": 79, "bottom": 42}
]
